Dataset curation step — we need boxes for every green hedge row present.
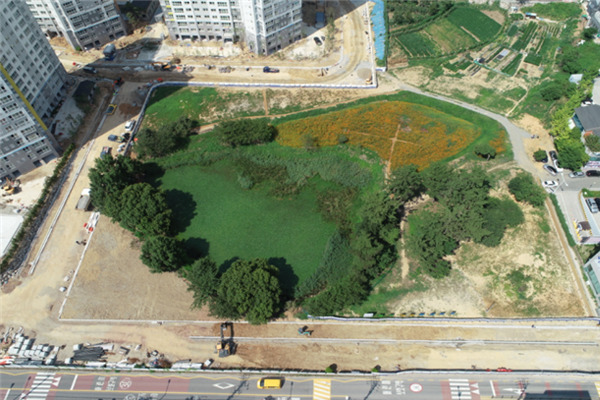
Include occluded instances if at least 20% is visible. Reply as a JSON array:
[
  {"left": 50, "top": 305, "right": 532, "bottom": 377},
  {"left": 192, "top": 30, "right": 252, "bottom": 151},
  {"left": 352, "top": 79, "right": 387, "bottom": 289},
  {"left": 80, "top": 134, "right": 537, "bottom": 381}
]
[{"left": 549, "top": 193, "right": 576, "bottom": 247}]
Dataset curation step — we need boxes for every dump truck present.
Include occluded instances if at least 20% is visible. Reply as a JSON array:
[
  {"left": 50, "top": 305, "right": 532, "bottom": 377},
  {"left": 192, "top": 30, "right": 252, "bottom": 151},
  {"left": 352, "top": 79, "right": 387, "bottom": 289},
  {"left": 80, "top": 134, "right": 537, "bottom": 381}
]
[
  {"left": 76, "top": 189, "right": 92, "bottom": 211},
  {"left": 263, "top": 66, "right": 279, "bottom": 73}
]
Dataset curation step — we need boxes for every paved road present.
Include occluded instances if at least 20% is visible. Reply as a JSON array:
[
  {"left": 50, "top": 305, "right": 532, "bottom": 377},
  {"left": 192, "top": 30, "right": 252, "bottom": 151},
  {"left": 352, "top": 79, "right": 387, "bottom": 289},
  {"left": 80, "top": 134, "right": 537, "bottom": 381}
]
[{"left": 1, "top": 371, "right": 599, "bottom": 400}]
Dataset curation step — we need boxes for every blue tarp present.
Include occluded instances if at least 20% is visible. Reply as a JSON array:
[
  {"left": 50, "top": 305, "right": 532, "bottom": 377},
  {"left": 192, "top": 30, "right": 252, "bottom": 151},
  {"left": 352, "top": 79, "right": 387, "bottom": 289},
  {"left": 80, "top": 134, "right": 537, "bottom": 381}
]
[
  {"left": 316, "top": 12, "right": 325, "bottom": 23},
  {"left": 370, "top": 0, "right": 386, "bottom": 60}
]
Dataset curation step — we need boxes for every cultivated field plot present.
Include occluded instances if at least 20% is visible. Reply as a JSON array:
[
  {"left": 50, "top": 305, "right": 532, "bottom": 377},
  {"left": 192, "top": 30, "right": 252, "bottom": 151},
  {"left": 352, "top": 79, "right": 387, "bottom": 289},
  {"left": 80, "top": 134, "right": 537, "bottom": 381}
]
[
  {"left": 61, "top": 216, "right": 205, "bottom": 320},
  {"left": 276, "top": 101, "right": 482, "bottom": 169},
  {"left": 393, "top": 7, "right": 501, "bottom": 60}
]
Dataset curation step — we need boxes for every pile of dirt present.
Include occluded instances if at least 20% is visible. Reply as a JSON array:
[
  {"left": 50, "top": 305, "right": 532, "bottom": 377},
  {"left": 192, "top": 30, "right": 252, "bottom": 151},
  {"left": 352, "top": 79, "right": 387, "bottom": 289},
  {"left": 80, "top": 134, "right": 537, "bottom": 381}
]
[{"left": 119, "top": 103, "right": 142, "bottom": 117}]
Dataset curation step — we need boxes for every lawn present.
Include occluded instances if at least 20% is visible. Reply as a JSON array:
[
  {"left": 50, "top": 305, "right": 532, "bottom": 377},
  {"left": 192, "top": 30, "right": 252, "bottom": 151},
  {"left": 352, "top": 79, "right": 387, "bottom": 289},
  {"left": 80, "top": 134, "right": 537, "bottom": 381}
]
[
  {"left": 424, "top": 18, "right": 477, "bottom": 53},
  {"left": 142, "top": 87, "right": 264, "bottom": 128},
  {"left": 521, "top": 3, "right": 582, "bottom": 20},
  {"left": 157, "top": 161, "right": 337, "bottom": 291},
  {"left": 396, "top": 32, "right": 438, "bottom": 57}
]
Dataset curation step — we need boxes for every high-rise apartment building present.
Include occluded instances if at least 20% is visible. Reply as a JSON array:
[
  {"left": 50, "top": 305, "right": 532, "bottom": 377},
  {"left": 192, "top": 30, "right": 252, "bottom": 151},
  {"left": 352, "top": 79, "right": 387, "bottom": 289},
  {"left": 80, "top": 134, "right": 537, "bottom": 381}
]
[
  {"left": 25, "top": 0, "right": 127, "bottom": 51},
  {"left": 0, "top": 0, "right": 68, "bottom": 180},
  {"left": 161, "top": 0, "right": 302, "bottom": 55}
]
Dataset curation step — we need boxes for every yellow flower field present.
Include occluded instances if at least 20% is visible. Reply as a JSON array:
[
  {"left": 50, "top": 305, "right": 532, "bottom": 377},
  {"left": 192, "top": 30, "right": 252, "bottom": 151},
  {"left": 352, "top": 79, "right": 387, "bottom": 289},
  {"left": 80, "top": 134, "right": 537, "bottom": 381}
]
[{"left": 276, "top": 101, "right": 483, "bottom": 170}]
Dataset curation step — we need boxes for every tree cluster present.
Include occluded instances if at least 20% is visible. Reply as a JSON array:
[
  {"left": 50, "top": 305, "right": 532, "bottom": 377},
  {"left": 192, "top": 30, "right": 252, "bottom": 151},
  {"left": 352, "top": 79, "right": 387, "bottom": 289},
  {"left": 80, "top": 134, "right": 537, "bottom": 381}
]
[
  {"left": 89, "top": 155, "right": 185, "bottom": 274},
  {"left": 215, "top": 119, "right": 275, "bottom": 147},
  {"left": 404, "top": 163, "right": 524, "bottom": 279},
  {"left": 135, "top": 117, "right": 194, "bottom": 158},
  {"left": 388, "top": 0, "right": 453, "bottom": 25},
  {"left": 186, "top": 257, "right": 282, "bottom": 325}
]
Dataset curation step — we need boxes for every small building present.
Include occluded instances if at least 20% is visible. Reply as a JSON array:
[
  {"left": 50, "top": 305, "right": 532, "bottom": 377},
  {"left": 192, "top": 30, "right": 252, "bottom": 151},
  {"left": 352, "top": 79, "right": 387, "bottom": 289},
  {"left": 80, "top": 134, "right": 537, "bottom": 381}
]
[
  {"left": 582, "top": 252, "right": 600, "bottom": 310},
  {"left": 569, "top": 74, "right": 584, "bottom": 85},
  {"left": 73, "top": 81, "right": 97, "bottom": 104},
  {"left": 573, "top": 104, "right": 600, "bottom": 137}
]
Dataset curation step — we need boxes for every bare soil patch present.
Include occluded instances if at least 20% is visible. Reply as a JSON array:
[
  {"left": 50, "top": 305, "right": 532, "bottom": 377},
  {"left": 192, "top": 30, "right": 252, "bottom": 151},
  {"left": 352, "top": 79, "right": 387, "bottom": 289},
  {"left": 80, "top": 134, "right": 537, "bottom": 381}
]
[
  {"left": 481, "top": 10, "right": 506, "bottom": 25},
  {"left": 61, "top": 216, "right": 211, "bottom": 320}
]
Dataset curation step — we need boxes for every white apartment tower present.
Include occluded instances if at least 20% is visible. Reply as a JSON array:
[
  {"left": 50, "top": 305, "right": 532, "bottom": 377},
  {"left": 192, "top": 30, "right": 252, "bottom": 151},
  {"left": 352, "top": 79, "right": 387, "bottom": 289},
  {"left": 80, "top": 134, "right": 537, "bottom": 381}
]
[
  {"left": 0, "top": 0, "right": 68, "bottom": 181},
  {"left": 25, "top": 0, "right": 127, "bottom": 51},
  {"left": 161, "top": 0, "right": 302, "bottom": 55}
]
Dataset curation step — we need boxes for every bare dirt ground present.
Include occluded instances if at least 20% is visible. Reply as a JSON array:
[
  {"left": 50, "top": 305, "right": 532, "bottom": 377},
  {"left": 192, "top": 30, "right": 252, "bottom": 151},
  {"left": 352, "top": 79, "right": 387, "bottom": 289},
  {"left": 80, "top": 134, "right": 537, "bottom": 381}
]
[
  {"left": 4, "top": 162, "right": 57, "bottom": 208},
  {"left": 61, "top": 216, "right": 207, "bottom": 320}
]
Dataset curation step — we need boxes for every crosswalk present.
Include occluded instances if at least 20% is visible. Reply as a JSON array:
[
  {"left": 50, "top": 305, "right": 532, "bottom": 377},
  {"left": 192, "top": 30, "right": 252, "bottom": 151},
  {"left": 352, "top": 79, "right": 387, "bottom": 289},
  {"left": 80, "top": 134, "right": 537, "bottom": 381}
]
[
  {"left": 595, "top": 382, "right": 600, "bottom": 399},
  {"left": 448, "top": 379, "right": 479, "bottom": 400},
  {"left": 313, "top": 379, "right": 331, "bottom": 400},
  {"left": 20, "top": 372, "right": 59, "bottom": 399}
]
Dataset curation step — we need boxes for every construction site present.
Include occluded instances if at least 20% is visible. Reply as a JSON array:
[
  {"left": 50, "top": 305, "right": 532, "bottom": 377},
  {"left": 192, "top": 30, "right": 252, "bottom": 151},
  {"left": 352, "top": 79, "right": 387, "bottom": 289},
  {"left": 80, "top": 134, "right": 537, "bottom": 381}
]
[{"left": 1, "top": 0, "right": 599, "bottom": 377}]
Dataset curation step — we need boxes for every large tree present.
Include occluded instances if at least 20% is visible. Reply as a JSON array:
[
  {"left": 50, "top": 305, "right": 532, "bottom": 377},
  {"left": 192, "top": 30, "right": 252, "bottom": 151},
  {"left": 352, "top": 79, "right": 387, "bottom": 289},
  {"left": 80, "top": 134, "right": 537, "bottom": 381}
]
[
  {"left": 135, "top": 117, "right": 193, "bottom": 158},
  {"left": 388, "top": 164, "right": 424, "bottom": 204},
  {"left": 508, "top": 173, "right": 547, "bottom": 207},
  {"left": 215, "top": 119, "right": 275, "bottom": 147},
  {"left": 88, "top": 155, "right": 143, "bottom": 214},
  {"left": 210, "top": 258, "right": 281, "bottom": 324},
  {"left": 140, "top": 235, "right": 185, "bottom": 273},
  {"left": 187, "top": 257, "right": 219, "bottom": 309},
  {"left": 108, "top": 183, "right": 171, "bottom": 239}
]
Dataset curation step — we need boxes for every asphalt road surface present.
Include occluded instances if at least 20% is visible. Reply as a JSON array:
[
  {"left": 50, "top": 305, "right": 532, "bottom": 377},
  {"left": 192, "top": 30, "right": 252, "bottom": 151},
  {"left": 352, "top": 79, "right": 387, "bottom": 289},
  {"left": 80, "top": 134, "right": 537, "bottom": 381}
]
[{"left": 1, "top": 371, "right": 599, "bottom": 400}]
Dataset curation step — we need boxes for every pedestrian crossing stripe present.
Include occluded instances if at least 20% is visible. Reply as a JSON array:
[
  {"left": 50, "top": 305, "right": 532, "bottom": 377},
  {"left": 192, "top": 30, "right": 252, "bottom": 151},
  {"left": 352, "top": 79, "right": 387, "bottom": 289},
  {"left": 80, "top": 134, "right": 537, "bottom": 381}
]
[
  {"left": 20, "top": 372, "right": 56, "bottom": 400},
  {"left": 595, "top": 382, "right": 600, "bottom": 398},
  {"left": 313, "top": 379, "right": 331, "bottom": 400}
]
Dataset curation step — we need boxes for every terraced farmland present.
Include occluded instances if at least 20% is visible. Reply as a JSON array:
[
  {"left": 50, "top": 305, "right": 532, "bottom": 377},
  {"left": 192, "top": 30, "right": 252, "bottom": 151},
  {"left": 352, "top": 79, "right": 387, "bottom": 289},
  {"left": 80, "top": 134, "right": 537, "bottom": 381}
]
[{"left": 423, "top": 19, "right": 477, "bottom": 53}]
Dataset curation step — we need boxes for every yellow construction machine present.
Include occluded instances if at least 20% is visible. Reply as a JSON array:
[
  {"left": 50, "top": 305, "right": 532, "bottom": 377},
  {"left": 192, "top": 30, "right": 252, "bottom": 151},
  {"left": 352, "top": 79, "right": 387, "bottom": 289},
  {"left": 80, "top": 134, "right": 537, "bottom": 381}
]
[{"left": 2, "top": 177, "right": 20, "bottom": 195}]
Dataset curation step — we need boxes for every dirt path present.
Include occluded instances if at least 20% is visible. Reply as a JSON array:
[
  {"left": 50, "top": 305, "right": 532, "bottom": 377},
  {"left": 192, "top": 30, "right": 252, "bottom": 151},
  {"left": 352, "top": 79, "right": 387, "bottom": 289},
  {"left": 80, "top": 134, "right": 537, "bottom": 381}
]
[
  {"left": 263, "top": 89, "right": 269, "bottom": 116},
  {"left": 385, "top": 123, "right": 402, "bottom": 178}
]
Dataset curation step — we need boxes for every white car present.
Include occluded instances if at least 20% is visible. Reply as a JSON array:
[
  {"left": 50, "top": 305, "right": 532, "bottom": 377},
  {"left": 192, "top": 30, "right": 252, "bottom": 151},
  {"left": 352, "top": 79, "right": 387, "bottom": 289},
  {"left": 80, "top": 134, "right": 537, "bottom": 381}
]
[
  {"left": 569, "top": 171, "right": 585, "bottom": 178},
  {"left": 542, "top": 180, "right": 558, "bottom": 188},
  {"left": 124, "top": 120, "right": 136, "bottom": 132},
  {"left": 553, "top": 159, "right": 564, "bottom": 172}
]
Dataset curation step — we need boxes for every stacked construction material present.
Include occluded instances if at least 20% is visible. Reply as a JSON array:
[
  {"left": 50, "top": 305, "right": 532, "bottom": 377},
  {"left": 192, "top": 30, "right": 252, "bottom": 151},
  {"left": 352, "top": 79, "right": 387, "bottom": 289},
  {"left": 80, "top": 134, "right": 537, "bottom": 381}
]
[
  {"left": 72, "top": 345, "right": 106, "bottom": 361},
  {"left": 5, "top": 333, "right": 56, "bottom": 364}
]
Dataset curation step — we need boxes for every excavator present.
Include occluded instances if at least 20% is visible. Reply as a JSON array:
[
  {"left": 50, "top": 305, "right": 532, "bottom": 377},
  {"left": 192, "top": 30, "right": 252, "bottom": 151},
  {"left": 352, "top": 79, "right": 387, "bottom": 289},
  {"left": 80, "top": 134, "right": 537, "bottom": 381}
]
[
  {"left": 2, "top": 177, "right": 20, "bottom": 196},
  {"left": 215, "top": 322, "right": 236, "bottom": 358}
]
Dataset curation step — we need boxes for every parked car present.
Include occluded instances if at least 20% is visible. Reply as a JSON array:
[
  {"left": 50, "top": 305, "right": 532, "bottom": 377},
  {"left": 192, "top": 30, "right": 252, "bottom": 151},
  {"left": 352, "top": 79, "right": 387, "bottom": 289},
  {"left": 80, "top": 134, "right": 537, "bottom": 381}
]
[
  {"left": 569, "top": 171, "right": 585, "bottom": 178},
  {"left": 542, "top": 180, "right": 558, "bottom": 187},
  {"left": 549, "top": 150, "right": 558, "bottom": 161},
  {"left": 83, "top": 66, "right": 97, "bottom": 74},
  {"left": 314, "top": 37, "right": 322, "bottom": 46},
  {"left": 586, "top": 170, "right": 600, "bottom": 177},
  {"left": 106, "top": 103, "right": 116, "bottom": 115},
  {"left": 586, "top": 198, "right": 599, "bottom": 213},
  {"left": 543, "top": 164, "right": 557, "bottom": 175},
  {"left": 124, "top": 120, "right": 136, "bottom": 132},
  {"left": 553, "top": 159, "right": 564, "bottom": 172}
]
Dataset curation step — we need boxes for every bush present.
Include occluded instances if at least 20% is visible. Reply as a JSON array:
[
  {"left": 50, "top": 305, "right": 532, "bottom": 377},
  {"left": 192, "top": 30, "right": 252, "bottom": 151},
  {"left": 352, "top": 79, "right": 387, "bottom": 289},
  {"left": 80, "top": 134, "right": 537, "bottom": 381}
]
[
  {"left": 555, "top": 138, "right": 589, "bottom": 171},
  {"left": 215, "top": 119, "right": 275, "bottom": 147},
  {"left": 585, "top": 135, "right": 600, "bottom": 153},
  {"left": 540, "top": 82, "right": 568, "bottom": 101},
  {"left": 140, "top": 236, "right": 185, "bottom": 273},
  {"left": 135, "top": 117, "right": 193, "bottom": 158},
  {"left": 474, "top": 143, "right": 497, "bottom": 160},
  {"left": 533, "top": 149, "right": 548, "bottom": 162},
  {"left": 476, "top": 197, "right": 524, "bottom": 247},
  {"left": 508, "top": 173, "right": 546, "bottom": 207}
]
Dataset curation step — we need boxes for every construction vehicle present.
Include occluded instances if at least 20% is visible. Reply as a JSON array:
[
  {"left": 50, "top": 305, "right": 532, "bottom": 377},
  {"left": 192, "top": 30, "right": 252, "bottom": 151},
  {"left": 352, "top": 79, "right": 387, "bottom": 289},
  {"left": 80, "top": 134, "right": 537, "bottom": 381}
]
[
  {"left": 100, "top": 146, "right": 111, "bottom": 159},
  {"left": 215, "top": 322, "right": 236, "bottom": 358},
  {"left": 298, "top": 326, "right": 311, "bottom": 336},
  {"left": 106, "top": 104, "right": 116, "bottom": 115},
  {"left": 2, "top": 177, "right": 20, "bottom": 195},
  {"left": 76, "top": 189, "right": 91, "bottom": 211},
  {"left": 365, "top": 75, "right": 372, "bottom": 84},
  {"left": 112, "top": 77, "right": 124, "bottom": 89},
  {"left": 152, "top": 62, "right": 172, "bottom": 71},
  {"left": 263, "top": 66, "right": 279, "bottom": 73}
]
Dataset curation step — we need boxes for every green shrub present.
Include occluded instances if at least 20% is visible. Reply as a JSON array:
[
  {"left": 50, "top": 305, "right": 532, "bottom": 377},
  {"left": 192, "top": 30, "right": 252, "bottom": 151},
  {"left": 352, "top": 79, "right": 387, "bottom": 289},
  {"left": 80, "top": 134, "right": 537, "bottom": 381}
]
[
  {"left": 508, "top": 173, "right": 546, "bottom": 207},
  {"left": 215, "top": 118, "right": 275, "bottom": 147},
  {"left": 585, "top": 135, "right": 600, "bottom": 152},
  {"left": 533, "top": 149, "right": 548, "bottom": 161}
]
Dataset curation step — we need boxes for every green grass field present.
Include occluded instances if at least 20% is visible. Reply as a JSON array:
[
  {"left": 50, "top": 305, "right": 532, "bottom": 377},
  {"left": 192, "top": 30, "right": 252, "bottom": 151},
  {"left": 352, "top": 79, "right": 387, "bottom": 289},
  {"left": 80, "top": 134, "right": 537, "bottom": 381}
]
[
  {"left": 424, "top": 19, "right": 476, "bottom": 53},
  {"left": 142, "top": 87, "right": 264, "bottom": 129},
  {"left": 157, "top": 161, "right": 337, "bottom": 290}
]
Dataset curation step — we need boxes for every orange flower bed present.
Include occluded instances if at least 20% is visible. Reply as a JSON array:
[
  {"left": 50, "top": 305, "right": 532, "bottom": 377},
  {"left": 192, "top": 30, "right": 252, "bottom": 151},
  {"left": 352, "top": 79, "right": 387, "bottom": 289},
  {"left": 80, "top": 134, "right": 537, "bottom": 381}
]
[
  {"left": 489, "top": 129, "right": 508, "bottom": 154},
  {"left": 276, "top": 101, "right": 481, "bottom": 169}
]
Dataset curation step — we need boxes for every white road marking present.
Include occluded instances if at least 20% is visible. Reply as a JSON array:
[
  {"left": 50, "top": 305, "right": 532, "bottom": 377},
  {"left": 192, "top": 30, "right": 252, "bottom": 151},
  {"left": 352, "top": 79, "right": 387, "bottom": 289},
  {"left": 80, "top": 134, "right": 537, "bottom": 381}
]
[
  {"left": 490, "top": 381, "right": 496, "bottom": 397},
  {"left": 70, "top": 375, "right": 78, "bottom": 390}
]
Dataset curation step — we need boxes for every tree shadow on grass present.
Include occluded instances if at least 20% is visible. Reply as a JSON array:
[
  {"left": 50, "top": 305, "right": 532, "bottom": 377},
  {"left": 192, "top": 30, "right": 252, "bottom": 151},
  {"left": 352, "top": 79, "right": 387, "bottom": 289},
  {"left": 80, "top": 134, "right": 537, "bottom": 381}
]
[
  {"left": 219, "top": 257, "right": 240, "bottom": 274},
  {"left": 165, "top": 189, "right": 197, "bottom": 234},
  {"left": 268, "top": 257, "right": 299, "bottom": 298},
  {"left": 143, "top": 162, "right": 165, "bottom": 187},
  {"left": 183, "top": 237, "right": 210, "bottom": 260}
]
